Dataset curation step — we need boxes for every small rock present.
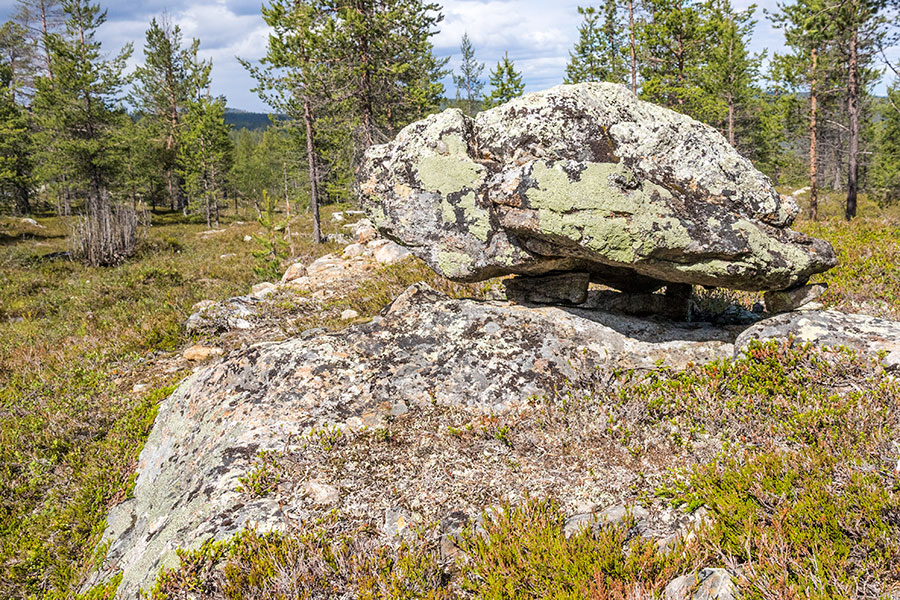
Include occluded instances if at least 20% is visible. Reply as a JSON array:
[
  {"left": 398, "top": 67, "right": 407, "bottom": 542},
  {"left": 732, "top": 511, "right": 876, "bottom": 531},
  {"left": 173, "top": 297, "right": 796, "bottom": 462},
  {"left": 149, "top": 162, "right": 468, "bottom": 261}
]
[
  {"left": 229, "top": 318, "right": 253, "bottom": 330},
  {"left": 665, "top": 568, "right": 736, "bottom": 600},
  {"left": 303, "top": 480, "right": 339, "bottom": 505},
  {"left": 563, "top": 503, "right": 649, "bottom": 538},
  {"left": 374, "top": 241, "right": 411, "bottom": 265},
  {"left": 390, "top": 401, "right": 408, "bottom": 417},
  {"left": 383, "top": 508, "right": 413, "bottom": 538},
  {"left": 283, "top": 276, "right": 310, "bottom": 290},
  {"left": 281, "top": 262, "right": 308, "bottom": 283},
  {"left": 764, "top": 283, "right": 827, "bottom": 313},
  {"left": 751, "top": 302, "right": 765, "bottom": 313},
  {"left": 504, "top": 272, "right": 590, "bottom": 305},
  {"left": 356, "top": 225, "right": 378, "bottom": 244},
  {"left": 21, "top": 217, "right": 44, "bottom": 228},
  {"left": 307, "top": 254, "right": 344, "bottom": 276},
  {"left": 191, "top": 300, "right": 216, "bottom": 313},
  {"left": 183, "top": 345, "right": 224, "bottom": 362},
  {"left": 219, "top": 253, "right": 236, "bottom": 259},
  {"left": 231, "top": 220, "right": 247, "bottom": 226},
  {"left": 132, "top": 383, "right": 149, "bottom": 393},
  {"left": 250, "top": 282, "right": 277, "bottom": 299},
  {"left": 198, "top": 229, "right": 226, "bottom": 237},
  {"left": 340, "top": 309, "right": 360, "bottom": 320},
  {"left": 331, "top": 212, "right": 345, "bottom": 222},
  {"left": 300, "top": 327, "right": 327, "bottom": 340},
  {"left": 243, "top": 235, "right": 252, "bottom": 242},
  {"left": 343, "top": 243, "right": 365, "bottom": 258},
  {"left": 885, "top": 349, "right": 900, "bottom": 372}
]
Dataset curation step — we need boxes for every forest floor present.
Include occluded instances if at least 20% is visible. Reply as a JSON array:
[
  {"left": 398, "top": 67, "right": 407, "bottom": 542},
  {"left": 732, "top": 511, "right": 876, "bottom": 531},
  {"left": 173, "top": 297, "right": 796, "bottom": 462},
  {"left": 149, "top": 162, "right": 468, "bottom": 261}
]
[{"left": 1, "top": 188, "right": 899, "bottom": 599}]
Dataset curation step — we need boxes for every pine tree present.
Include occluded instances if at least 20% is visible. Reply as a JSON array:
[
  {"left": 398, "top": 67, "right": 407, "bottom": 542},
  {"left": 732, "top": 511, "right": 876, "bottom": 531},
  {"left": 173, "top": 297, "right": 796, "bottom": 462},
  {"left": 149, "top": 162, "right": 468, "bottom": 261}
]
[
  {"left": 701, "top": 0, "right": 761, "bottom": 148},
  {"left": 566, "top": 3, "right": 627, "bottom": 85},
  {"left": 133, "top": 16, "right": 210, "bottom": 211},
  {"left": 0, "top": 20, "right": 37, "bottom": 103},
  {"left": 178, "top": 94, "right": 233, "bottom": 228},
  {"left": 323, "top": 0, "right": 448, "bottom": 144},
  {"left": 453, "top": 33, "right": 484, "bottom": 116},
  {"left": 12, "top": 0, "right": 63, "bottom": 91},
  {"left": 831, "top": 0, "right": 892, "bottom": 219},
  {"left": 0, "top": 61, "right": 32, "bottom": 214},
  {"left": 770, "top": 0, "right": 839, "bottom": 220},
  {"left": 565, "top": 6, "right": 603, "bottom": 83},
  {"left": 638, "top": 0, "right": 713, "bottom": 119},
  {"left": 244, "top": 0, "right": 332, "bottom": 243},
  {"left": 483, "top": 52, "right": 525, "bottom": 108},
  {"left": 31, "top": 0, "right": 134, "bottom": 264}
]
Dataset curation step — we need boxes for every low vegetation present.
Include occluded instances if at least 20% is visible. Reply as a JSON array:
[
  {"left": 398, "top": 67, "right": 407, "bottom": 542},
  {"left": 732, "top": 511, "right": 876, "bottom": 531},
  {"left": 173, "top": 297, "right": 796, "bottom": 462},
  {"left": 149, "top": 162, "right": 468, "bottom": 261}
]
[
  {"left": 148, "top": 335, "right": 900, "bottom": 600},
  {"left": 3, "top": 198, "right": 900, "bottom": 599}
]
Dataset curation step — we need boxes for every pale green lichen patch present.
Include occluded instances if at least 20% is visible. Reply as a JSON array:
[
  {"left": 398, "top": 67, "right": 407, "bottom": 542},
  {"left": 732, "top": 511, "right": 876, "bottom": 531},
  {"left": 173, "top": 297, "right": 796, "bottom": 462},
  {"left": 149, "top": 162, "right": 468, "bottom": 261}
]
[
  {"left": 458, "top": 192, "right": 491, "bottom": 242},
  {"left": 417, "top": 155, "right": 485, "bottom": 197},
  {"left": 368, "top": 203, "right": 389, "bottom": 230},
  {"left": 437, "top": 250, "right": 475, "bottom": 278},
  {"left": 523, "top": 160, "right": 693, "bottom": 265}
]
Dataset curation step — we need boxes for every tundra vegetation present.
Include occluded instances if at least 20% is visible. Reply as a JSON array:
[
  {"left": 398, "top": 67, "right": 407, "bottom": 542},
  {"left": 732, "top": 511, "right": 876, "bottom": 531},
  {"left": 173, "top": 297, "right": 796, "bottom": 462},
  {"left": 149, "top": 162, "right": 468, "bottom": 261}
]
[{"left": 0, "top": 0, "right": 899, "bottom": 598}]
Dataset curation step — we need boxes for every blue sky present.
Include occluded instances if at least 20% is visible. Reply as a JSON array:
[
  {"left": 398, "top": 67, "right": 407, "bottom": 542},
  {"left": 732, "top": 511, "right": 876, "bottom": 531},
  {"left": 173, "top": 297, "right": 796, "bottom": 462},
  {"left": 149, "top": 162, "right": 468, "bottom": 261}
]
[{"left": 1, "top": 0, "right": 897, "bottom": 111}]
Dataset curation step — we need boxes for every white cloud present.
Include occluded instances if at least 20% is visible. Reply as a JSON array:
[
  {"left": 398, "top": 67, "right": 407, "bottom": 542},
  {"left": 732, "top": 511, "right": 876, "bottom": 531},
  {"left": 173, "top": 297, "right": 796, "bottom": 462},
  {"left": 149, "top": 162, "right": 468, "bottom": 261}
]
[{"left": 1, "top": 0, "right": 897, "bottom": 110}]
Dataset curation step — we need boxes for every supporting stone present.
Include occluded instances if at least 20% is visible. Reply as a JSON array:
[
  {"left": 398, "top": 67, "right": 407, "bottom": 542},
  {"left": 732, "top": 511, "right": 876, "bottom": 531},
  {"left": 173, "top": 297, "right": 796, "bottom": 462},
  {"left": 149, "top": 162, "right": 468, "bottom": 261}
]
[
  {"left": 503, "top": 272, "right": 590, "bottom": 305},
  {"left": 586, "top": 290, "right": 692, "bottom": 321},
  {"left": 764, "top": 283, "right": 827, "bottom": 314}
]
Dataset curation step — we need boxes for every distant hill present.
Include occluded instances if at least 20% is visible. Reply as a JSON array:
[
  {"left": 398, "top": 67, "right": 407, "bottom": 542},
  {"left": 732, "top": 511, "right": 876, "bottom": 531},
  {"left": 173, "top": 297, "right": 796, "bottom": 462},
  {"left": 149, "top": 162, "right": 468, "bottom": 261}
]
[{"left": 225, "top": 108, "right": 286, "bottom": 131}]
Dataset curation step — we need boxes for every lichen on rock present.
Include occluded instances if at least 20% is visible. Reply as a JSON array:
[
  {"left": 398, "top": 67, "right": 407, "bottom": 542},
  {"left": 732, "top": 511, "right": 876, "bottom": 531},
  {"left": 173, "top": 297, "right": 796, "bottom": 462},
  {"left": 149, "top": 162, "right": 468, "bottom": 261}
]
[{"left": 359, "top": 82, "right": 837, "bottom": 292}]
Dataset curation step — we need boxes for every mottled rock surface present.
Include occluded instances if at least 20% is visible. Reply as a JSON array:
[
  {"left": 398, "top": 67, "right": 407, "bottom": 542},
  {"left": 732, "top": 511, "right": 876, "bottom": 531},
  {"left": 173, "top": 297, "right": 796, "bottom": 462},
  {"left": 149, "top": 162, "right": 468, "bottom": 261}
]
[
  {"left": 737, "top": 309, "right": 900, "bottom": 370},
  {"left": 763, "top": 282, "right": 827, "bottom": 313},
  {"left": 90, "top": 280, "right": 900, "bottom": 597},
  {"left": 360, "top": 83, "right": 836, "bottom": 292},
  {"left": 93, "top": 284, "right": 744, "bottom": 598}
]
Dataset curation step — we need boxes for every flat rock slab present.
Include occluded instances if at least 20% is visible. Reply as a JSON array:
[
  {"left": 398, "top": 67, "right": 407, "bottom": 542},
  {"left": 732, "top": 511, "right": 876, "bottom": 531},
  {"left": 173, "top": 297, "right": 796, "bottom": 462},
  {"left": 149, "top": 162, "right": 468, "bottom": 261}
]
[
  {"left": 90, "top": 286, "right": 900, "bottom": 598},
  {"left": 360, "top": 83, "right": 836, "bottom": 292},
  {"left": 736, "top": 310, "right": 900, "bottom": 369},
  {"left": 91, "top": 284, "right": 743, "bottom": 598}
]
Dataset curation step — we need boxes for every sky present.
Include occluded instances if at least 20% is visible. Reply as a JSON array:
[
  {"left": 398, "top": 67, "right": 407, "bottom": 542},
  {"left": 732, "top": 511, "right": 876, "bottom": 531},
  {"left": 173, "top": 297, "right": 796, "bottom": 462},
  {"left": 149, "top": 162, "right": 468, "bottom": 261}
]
[{"left": 1, "top": 0, "right": 897, "bottom": 112}]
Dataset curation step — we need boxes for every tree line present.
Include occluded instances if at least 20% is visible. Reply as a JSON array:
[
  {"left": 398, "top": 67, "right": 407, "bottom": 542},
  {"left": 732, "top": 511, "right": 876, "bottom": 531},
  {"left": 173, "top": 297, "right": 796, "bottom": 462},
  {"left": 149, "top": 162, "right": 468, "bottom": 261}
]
[{"left": 0, "top": 0, "right": 899, "bottom": 266}]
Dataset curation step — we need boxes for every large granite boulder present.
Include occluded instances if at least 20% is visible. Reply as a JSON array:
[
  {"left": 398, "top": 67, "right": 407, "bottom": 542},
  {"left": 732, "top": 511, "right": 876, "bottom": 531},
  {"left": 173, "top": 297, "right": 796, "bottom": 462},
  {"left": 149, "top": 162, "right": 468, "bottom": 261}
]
[{"left": 359, "top": 83, "right": 836, "bottom": 292}]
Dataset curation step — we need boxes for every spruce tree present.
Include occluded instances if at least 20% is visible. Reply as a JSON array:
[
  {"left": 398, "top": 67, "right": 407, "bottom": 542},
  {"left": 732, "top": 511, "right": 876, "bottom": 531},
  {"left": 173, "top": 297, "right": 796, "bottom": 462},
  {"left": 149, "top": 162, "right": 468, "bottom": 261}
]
[
  {"left": 31, "top": 0, "right": 133, "bottom": 264},
  {"left": 453, "top": 32, "right": 484, "bottom": 116},
  {"left": 872, "top": 71, "right": 900, "bottom": 203},
  {"left": 133, "top": 16, "right": 210, "bottom": 211},
  {"left": 0, "top": 61, "right": 32, "bottom": 214},
  {"left": 484, "top": 52, "right": 525, "bottom": 108}
]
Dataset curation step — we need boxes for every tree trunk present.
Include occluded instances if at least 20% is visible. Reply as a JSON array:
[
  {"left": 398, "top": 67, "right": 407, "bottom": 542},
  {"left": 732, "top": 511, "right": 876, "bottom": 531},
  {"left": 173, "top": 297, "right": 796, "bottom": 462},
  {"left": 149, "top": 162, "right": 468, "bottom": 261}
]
[
  {"left": 629, "top": 0, "right": 637, "bottom": 94},
  {"left": 809, "top": 47, "right": 819, "bottom": 221},
  {"left": 303, "top": 99, "right": 322, "bottom": 244},
  {"left": 845, "top": 25, "right": 859, "bottom": 220},
  {"left": 727, "top": 97, "right": 735, "bottom": 146}
]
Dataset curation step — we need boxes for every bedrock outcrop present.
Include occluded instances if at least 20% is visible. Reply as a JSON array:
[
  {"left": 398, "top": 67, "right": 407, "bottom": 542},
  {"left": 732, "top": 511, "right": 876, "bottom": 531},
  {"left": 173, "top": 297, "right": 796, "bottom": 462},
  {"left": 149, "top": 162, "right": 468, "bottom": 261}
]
[
  {"left": 359, "top": 83, "right": 836, "bottom": 292},
  {"left": 89, "top": 284, "right": 900, "bottom": 598}
]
